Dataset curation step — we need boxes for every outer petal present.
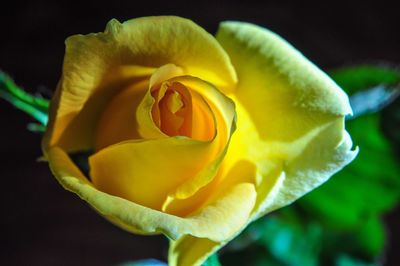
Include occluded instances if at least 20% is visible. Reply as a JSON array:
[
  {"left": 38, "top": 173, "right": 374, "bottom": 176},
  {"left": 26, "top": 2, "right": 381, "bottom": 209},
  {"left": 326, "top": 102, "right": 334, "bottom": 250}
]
[
  {"left": 168, "top": 160, "right": 257, "bottom": 266},
  {"left": 118, "top": 17, "right": 237, "bottom": 90},
  {"left": 95, "top": 64, "right": 185, "bottom": 150},
  {"left": 216, "top": 21, "right": 357, "bottom": 216},
  {"left": 217, "top": 21, "right": 352, "bottom": 141},
  {"left": 43, "top": 16, "right": 237, "bottom": 153},
  {"left": 251, "top": 119, "right": 358, "bottom": 220},
  {"left": 169, "top": 237, "right": 220, "bottom": 266},
  {"left": 89, "top": 138, "right": 220, "bottom": 211},
  {"left": 47, "top": 147, "right": 255, "bottom": 242}
]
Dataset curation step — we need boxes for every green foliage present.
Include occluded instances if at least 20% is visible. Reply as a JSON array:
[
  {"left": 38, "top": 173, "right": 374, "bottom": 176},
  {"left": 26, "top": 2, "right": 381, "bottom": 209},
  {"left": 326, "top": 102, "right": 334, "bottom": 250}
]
[
  {"left": 202, "top": 253, "right": 222, "bottom": 266},
  {"left": 300, "top": 113, "right": 400, "bottom": 229},
  {"left": 299, "top": 65, "right": 400, "bottom": 252},
  {"left": 0, "top": 71, "right": 49, "bottom": 128},
  {"left": 118, "top": 259, "right": 167, "bottom": 266},
  {"left": 299, "top": 65, "right": 400, "bottom": 262},
  {"left": 222, "top": 210, "right": 380, "bottom": 266},
  {"left": 330, "top": 65, "right": 400, "bottom": 94},
  {"left": 222, "top": 209, "right": 322, "bottom": 266}
]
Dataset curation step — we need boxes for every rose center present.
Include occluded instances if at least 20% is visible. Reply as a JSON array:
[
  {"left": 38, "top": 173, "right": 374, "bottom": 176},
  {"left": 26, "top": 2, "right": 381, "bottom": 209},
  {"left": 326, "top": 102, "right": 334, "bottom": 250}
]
[
  {"left": 151, "top": 81, "right": 215, "bottom": 140},
  {"left": 151, "top": 82, "right": 192, "bottom": 137}
]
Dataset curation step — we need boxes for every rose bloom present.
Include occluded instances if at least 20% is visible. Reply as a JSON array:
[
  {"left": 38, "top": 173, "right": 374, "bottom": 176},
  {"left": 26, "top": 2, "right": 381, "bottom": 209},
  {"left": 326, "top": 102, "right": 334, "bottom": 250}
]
[{"left": 42, "top": 16, "right": 357, "bottom": 266}]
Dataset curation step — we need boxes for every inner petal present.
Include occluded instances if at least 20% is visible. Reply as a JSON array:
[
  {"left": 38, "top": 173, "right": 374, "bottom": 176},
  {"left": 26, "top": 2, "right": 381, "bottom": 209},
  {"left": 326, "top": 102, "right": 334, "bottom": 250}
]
[
  {"left": 95, "top": 80, "right": 148, "bottom": 151},
  {"left": 159, "top": 90, "right": 185, "bottom": 136},
  {"left": 89, "top": 75, "right": 237, "bottom": 214},
  {"left": 151, "top": 81, "right": 215, "bottom": 141}
]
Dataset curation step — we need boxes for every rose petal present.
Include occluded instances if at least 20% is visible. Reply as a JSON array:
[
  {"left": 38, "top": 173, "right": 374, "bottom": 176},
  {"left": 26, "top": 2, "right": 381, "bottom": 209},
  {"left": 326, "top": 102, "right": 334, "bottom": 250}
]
[
  {"left": 216, "top": 21, "right": 358, "bottom": 216},
  {"left": 217, "top": 21, "right": 352, "bottom": 119},
  {"left": 168, "top": 160, "right": 257, "bottom": 266},
  {"left": 94, "top": 81, "right": 148, "bottom": 150},
  {"left": 169, "top": 235, "right": 221, "bottom": 266},
  {"left": 252, "top": 119, "right": 358, "bottom": 220},
  {"left": 89, "top": 137, "right": 220, "bottom": 211},
  {"left": 43, "top": 66, "right": 154, "bottom": 152},
  {"left": 95, "top": 64, "right": 185, "bottom": 151},
  {"left": 47, "top": 147, "right": 256, "bottom": 243},
  {"left": 43, "top": 16, "right": 237, "bottom": 153},
  {"left": 90, "top": 76, "right": 236, "bottom": 212}
]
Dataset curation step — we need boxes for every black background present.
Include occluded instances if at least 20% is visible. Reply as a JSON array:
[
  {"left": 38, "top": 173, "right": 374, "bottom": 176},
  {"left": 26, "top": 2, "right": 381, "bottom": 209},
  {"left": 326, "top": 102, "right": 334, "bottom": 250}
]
[{"left": 1, "top": 1, "right": 399, "bottom": 265}]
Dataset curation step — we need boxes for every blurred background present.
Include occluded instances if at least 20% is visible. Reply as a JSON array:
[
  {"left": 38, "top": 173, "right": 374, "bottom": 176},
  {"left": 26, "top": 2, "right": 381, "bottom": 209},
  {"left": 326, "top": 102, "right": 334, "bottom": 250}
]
[{"left": 1, "top": 1, "right": 399, "bottom": 265}]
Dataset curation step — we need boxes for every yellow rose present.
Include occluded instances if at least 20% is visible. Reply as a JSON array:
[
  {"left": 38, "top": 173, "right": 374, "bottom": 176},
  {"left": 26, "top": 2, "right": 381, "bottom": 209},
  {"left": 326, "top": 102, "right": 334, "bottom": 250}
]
[{"left": 42, "top": 16, "right": 357, "bottom": 266}]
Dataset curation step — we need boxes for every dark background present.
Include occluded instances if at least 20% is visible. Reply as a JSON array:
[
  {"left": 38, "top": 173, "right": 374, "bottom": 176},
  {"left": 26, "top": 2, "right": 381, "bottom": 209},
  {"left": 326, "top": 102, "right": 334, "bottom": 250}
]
[{"left": 1, "top": 1, "right": 399, "bottom": 265}]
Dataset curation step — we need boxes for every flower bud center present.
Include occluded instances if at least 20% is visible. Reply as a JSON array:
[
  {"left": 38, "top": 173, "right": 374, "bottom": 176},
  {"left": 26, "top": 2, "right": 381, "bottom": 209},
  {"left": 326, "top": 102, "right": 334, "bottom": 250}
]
[
  {"left": 151, "top": 80, "right": 215, "bottom": 141},
  {"left": 165, "top": 90, "right": 184, "bottom": 114},
  {"left": 151, "top": 82, "right": 192, "bottom": 138}
]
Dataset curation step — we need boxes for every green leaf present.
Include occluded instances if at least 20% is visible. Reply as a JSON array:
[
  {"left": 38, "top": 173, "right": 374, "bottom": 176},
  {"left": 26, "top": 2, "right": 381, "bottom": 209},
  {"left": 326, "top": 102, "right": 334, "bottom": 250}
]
[
  {"left": 223, "top": 209, "right": 321, "bottom": 266},
  {"left": 0, "top": 70, "right": 49, "bottom": 125},
  {"left": 0, "top": 71, "right": 49, "bottom": 111},
  {"left": 330, "top": 65, "right": 400, "bottom": 94},
  {"left": 353, "top": 216, "right": 386, "bottom": 257},
  {"left": 256, "top": 216, "right": 321, "bottom": 266},
  {"left": 117, "top": 259, "right": 167, "bottom": 266},
  {"left": 299, "top": 115, "right": 400, "bottom": 229},
  {"left": 335, "top": 254, "right": 377, "bottom": 266},
  {"left": 27, "top": 123, "right": 47, "bottom": 133},
  {"left": 202, "top": 253, "right": 222, "bottom": 266},
  {"left": 299, "top": 65, "right": 400, "bottom": 229},
  {"left": 331, "top": 65, "right": 400, "bottom": 119},
  {"left": 296, "top": 64, "right": 400, "bottom": 261},
  {"left": 382, "top": 96, "right": 400, "bottom": 153},
  {"left": 224, "top": 211, "right": 383, "bottom": 266}
]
